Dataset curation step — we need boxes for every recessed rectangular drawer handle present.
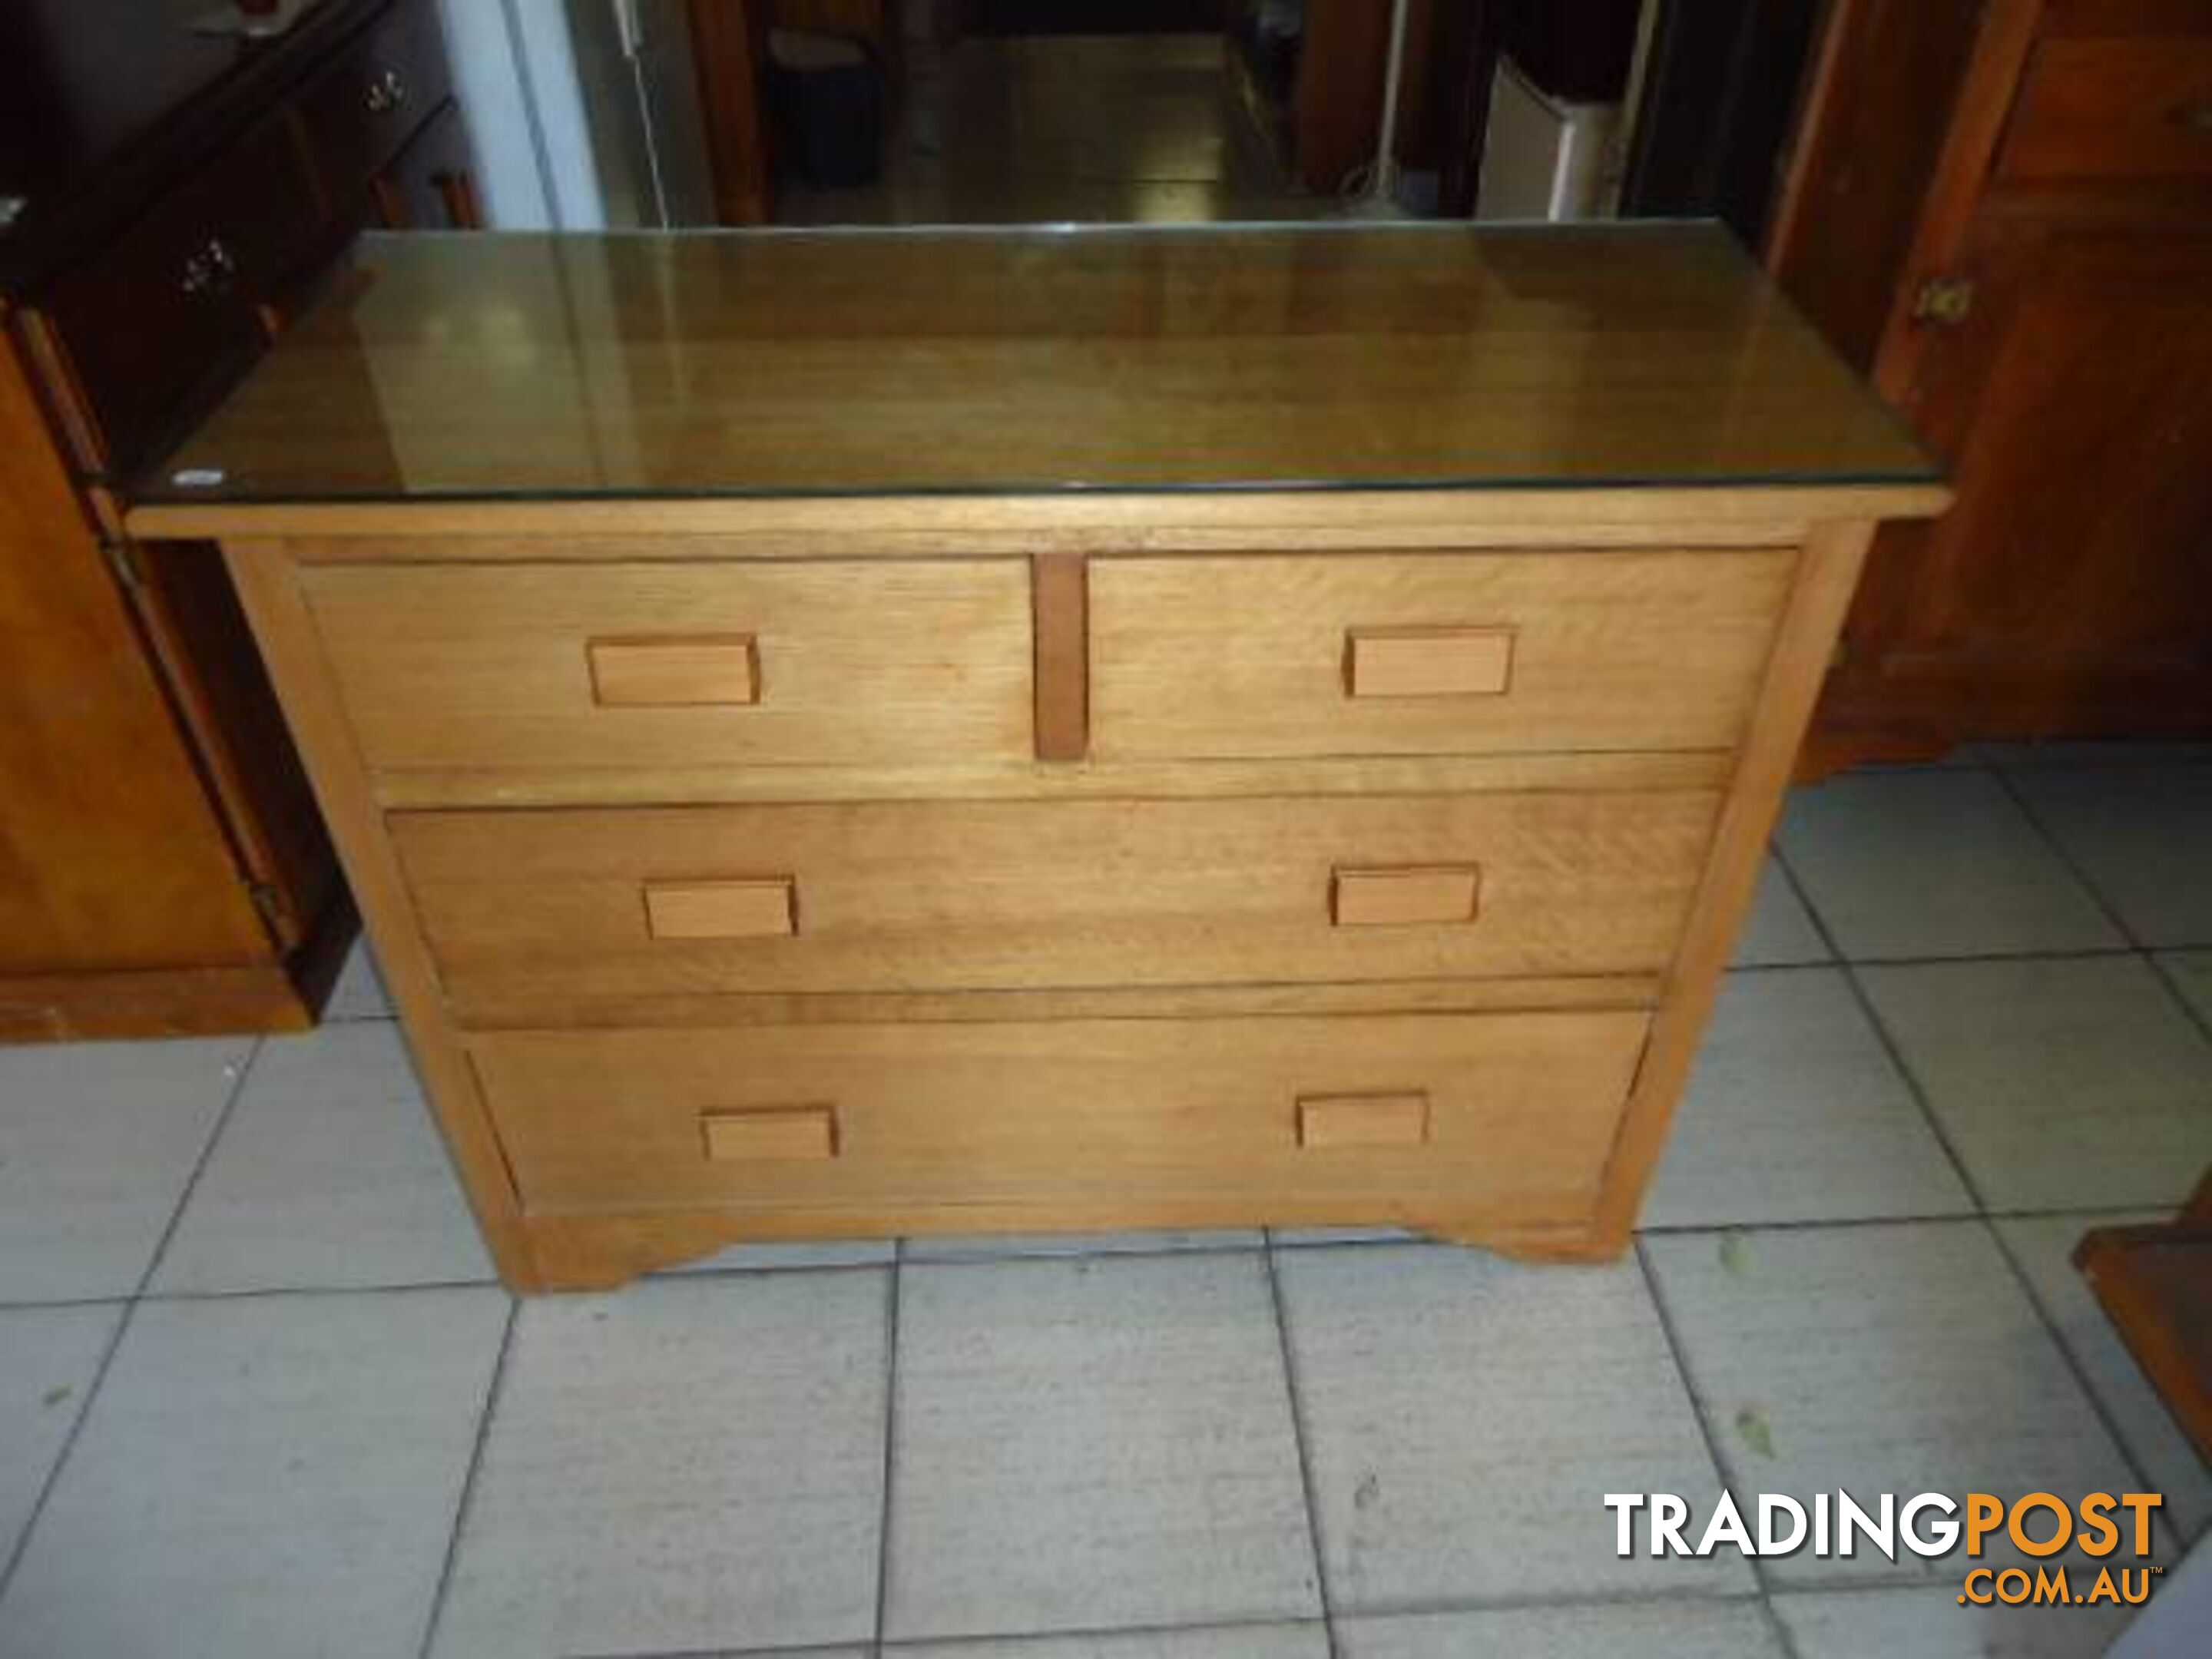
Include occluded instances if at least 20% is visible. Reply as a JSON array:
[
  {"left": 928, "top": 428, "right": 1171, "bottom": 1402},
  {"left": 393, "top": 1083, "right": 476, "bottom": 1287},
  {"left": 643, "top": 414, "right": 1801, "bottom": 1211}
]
[
  {"left": 1296, "top": 1092, "right": 1431, "bottom": 1151},
  {"left": 643, "top": 877, "right": 798, "bottom": 940},
  {"left": 588, "top": 634, "right": 760, "bottom": 707},
  {"left": 700, "top": 1106, "right": 838, "bottom": 1162},
  {"left": 1343, "top": 627, "right": 1515, "bottom": 698},
  {"left": 1330, "top": 864, "right": 1481, "bottom": 927}
]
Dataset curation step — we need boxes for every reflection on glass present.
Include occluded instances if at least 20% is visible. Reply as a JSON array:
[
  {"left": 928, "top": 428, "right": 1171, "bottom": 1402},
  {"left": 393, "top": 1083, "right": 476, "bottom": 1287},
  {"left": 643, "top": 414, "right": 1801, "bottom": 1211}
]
[{"left": 144, "top": 222, "right": 1935, "bottom": 503}]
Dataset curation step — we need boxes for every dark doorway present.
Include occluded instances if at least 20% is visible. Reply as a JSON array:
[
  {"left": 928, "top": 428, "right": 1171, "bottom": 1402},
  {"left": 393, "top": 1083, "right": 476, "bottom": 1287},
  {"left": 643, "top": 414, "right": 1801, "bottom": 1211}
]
[{"left": 962, "top": 1, "right": 1227, "bottom": 35}]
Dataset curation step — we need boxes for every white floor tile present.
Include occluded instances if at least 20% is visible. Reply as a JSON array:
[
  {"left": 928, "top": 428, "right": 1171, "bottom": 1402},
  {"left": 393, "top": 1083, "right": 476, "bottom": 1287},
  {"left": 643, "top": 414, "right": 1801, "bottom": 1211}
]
[
  {"left": 0, "top": 1038, "right": 248, "bottom": 1301},
  {"left": 1273, "top": 1243, "right": 1748, "bottom": 1610},
  {"left": 1336, "top": 1600, "right": 1783, "bottom": 1658},
  {"left": 1644, "top": 969, "right": 1972, "bottom": 1228},
  {"left": 904, "top": 1624, "right": 1330, "bottom": 1658},
  {"left": 432, "top": 1273, "right": 889, "bottom": 1657},
  {"left": 2157, "top": 949, "right": 2212, "bottom": 1027},
  {"left": 1859, "top": 957, "right": 2212, "bottom": 1211},
  {"left": 1772, "top": 1584, "right": 2137, "bottom": 1659},
  {"left": 1735, "top": 856, "right": 1830, "bottom": 967},
  {"left": 885, "top": 1252, "right": 1317, "bottom": 1640},
  {"left": 1777, "top": 772, "right": 2122, "bottom": 959},
  {"left": 1994, "top": 1212, "right": 2212, "bottom": 1541},
  {"left": 0, "top": 1304, "right": 121, "bottom": 1567},
  {"left": 0, "top": 1288, "right": 505, "bottom": 1659},
  {"left": 151, "top": 1023, "right": 490, "bottom": 1294},
  {"left": 322, "top": 938, "right": 392, "bottom": 1021},
  {"left": 1643, "top": 1223, "right": 2141, "bottom": 1589},
  {"left": 902, "top": 1229, "right": 1261, "bottom": 1263},
  {"left": 2012, "top": 765, "right": 2212, "bottom": 947}
]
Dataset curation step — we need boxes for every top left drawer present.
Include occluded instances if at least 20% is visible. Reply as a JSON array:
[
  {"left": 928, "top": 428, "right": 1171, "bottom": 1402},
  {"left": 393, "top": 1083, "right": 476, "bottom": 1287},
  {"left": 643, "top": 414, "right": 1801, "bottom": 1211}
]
[{"left": 300, "top": 559, "right": 1036, "bottom": 781}]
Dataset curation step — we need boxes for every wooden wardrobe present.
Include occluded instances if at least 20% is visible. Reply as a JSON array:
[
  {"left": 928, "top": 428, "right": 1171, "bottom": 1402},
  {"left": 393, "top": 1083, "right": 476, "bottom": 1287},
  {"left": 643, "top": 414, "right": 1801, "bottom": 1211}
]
[{"left": 1770, "top": 0, "right": 2212, "bottom": 770}]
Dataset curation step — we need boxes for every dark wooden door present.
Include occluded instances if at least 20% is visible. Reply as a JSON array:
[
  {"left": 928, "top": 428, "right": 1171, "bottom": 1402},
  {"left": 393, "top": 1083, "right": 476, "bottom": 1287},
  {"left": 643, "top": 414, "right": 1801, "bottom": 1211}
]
[{"left": 1855, "top": 213, "right": 2212, "bottom": 733}]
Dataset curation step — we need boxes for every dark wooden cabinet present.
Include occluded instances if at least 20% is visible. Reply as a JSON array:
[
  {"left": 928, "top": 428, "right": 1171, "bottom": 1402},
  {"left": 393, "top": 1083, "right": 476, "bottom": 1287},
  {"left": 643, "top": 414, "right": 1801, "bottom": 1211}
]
[
  {"left": 1771, "top": 0, "right": 2212, "bottom": 767},
  {"left": 36, "top": 110, "right": 329, "bottom": 475},
  {"left": 300, "top": 0, "right": 458, "bottom": 201},
  {"left": 0, "top": 0, "right": 477, "bottom": 1039}
]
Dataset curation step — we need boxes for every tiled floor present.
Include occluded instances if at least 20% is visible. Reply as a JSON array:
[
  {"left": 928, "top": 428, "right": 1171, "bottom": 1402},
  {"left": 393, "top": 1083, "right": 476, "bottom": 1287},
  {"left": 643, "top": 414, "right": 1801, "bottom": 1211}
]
[
  {"left": 777, "top": 34, "right": 1332, "bottom": 227},
  {"left": 2, "top": 750, "right": 2208, "bottom": 1657}
]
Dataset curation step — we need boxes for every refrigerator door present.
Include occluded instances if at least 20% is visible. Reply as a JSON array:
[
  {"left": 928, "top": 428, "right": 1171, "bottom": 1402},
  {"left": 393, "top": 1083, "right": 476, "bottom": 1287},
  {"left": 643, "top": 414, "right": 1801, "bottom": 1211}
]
[
  {"left": 1476, "top": 57, "right": 1620, "bottom": 221},
  {"left": 566, "top": 0, "right": 718, "bottom": 226}
]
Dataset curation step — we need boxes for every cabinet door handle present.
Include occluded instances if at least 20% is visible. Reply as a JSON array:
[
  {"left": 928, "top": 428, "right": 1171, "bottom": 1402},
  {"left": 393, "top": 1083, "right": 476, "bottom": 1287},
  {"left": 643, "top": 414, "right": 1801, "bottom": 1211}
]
[
  {"left": 700, "top": 1107, "right": 838, "bottom": 1162},
  {"left": 1330, "top": 864, "right": 1481, "bottom": 927},
  {"left": 1296, "top": 1092, "right": 1431, "bottom": 1150},
  {"left": 365, "top": 68, "right": 409, "bottom": 114},
  {"left": 179, "top": 237, "right": 237, "bottom": 299},
  {"left": 588, "top": 634, "right": 760, "bottom": 707},
  {"left": 1343, "top": 627, "right": 1515, "bottom": 697},
  {"left": 1911, "top": 276, "right": 1975, "bottom": 327},
  {"left": 644, "top": 877, "right": 797, "bottom": 940}
]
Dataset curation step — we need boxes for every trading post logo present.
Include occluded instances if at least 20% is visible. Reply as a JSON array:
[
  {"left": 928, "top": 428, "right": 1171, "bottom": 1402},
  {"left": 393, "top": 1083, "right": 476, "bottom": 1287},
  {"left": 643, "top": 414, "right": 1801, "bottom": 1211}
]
[{"left": 1606, "top": 1490, "right": 2165, "bottom": 1607}]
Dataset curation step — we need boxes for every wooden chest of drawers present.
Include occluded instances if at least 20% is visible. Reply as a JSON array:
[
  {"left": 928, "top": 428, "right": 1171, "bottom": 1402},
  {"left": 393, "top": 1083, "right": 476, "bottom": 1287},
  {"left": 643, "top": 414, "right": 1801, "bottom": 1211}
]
[{"left": 131, "top": 226, "right": 1945, "bottom": 1290}]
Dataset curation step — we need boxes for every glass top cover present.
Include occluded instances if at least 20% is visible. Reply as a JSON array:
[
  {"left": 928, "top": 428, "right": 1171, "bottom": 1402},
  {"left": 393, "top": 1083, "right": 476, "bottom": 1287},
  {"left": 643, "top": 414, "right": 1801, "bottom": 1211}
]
[{"left": 143, "top": 222, "right": 1936, "bottom": 502}]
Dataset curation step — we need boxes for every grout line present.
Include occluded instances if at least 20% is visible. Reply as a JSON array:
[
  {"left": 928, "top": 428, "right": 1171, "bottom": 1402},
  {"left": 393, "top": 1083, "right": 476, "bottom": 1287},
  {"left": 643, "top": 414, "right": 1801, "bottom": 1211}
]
[
  {"left": 582, "top": 1642, "right": 875, "bottom": 1659},
  {"left": 900, "top": 1237, "right": 1268, "bottom": 1268},
  {"left": 1732, "top": 942, "right": 2150, "bottom": 971},
  {"left": 623, "top": 1585, "right": 1777, "bottom": 1659},
  {"left": 1979, "top": 750, "right": 2212, "bottom": 774},
  {"left": 0, "top": 1298, "right": 137, "bottom": 1606},
  {"left": 1651, "top": 882, "right": 2174, "bottom": 1618},
  {"left": 0, "top": 1035, "right": 265, "bottom": 1604},
  {"left": 1639, "top": 1210, "right": 1966, "bottom": 1237},
  {"left": 1980, "top": 1218, "right": 2165, "bottom": 1503},
  {"left": 1771, "top": 845, "right": 1992, "bottom": 1214},
  {"left": 0, "top": 1295, "right": 138, "bottom": 1314},
  {"left": 1988, "top": 767, "right": 2144, "bottom": 950},
  {"left": 133, "top": 1038, "right": 266, "bottom": 1300},
  {"left": 2147, "top": 950, "right": 2212, "bottom": 1050},
  {"left": 594, "top": 1613, "right": 1348, "bottom": 1658},
  {"left": 1268, "top": 1583, "right": 1773, "bottom": 1628},
  {"left": 1833, "top": 962, "right": 1988, "bottom": 1211},
  {"left": 2, "top": 1207, "right": 2175, "bottom": 1313},
  {"left": 1757, "top": 1591, "right": 1806, "bottom": 1659},
  {"left": 872, "top": 1243, "right": 904, "bottom": 1651},
  {"left": 1630, "top": 1239, "right": 1763, "bottom": 1593},
  {"left": 419, "top": 1293, "right": 520, "bottom": 1659},
  {"left": 137, "top": 1273, "right": 505, "bottom": 1304},
  {"left": 1260, "top": 1242, "right": 1339, "bottom": 1656}
]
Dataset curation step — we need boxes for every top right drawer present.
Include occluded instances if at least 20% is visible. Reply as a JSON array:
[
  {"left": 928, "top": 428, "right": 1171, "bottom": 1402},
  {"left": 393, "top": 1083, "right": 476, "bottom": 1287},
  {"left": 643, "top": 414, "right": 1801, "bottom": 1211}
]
[
  {"left": 1998, "top": 35, "right": 2212, "bottom": 184},
  {"left": 1089, "top": 548, "right": 1793, "bottom": 761}
]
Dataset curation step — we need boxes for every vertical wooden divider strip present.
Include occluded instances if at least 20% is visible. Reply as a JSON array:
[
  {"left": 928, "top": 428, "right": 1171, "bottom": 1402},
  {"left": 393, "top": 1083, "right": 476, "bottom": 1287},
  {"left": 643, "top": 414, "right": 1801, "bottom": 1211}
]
[
  {"left": 220, "top": 537, "right": 545, "bottom": 1290},
  {"left": 1031, "top": 551, "right": 1090, "bottom": 762},
  {"left": 1590, "top": 521, "right": 1879, "bottom": 1247}
]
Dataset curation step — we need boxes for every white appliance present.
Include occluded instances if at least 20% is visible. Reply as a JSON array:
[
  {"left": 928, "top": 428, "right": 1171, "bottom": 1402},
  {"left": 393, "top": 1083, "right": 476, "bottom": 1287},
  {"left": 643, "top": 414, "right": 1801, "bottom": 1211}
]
[
  {"left": 434, "top": 0, "right": 717, "bottom": 229},
  {"left": 1475, "top": 55, "right": 1620, "bottom": 221}
]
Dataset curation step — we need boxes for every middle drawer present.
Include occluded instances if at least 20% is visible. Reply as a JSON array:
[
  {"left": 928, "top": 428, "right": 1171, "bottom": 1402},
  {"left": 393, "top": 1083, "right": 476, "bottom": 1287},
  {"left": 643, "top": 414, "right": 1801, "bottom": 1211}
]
[{"left": 395, "top": 790, "right": 1720, "bottom": 1021}]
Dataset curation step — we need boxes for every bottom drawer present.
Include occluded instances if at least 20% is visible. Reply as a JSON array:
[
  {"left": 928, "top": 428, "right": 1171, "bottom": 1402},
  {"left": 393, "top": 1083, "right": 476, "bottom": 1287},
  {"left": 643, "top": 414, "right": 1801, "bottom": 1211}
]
[{"left": 470, "top": 1009, "right": 1650, "bottom": 1225}]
